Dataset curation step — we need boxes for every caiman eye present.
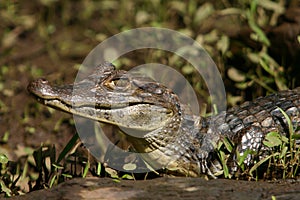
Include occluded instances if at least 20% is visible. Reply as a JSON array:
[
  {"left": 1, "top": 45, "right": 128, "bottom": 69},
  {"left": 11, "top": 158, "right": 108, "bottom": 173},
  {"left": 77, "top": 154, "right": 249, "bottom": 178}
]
[{"left": 105, "top": 78, "right": 130, "bottom": 90}]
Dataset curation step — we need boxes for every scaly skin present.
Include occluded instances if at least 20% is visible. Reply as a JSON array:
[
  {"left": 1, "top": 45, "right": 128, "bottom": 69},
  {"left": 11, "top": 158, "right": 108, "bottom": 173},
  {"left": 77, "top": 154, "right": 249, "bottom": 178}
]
[{"left": 28, "top": 62, "right": 300, "bottom": 177}]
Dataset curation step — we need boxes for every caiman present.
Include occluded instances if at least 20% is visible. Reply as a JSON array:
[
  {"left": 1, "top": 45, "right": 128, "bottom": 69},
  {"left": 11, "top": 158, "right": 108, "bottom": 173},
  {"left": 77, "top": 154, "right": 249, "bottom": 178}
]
[{"left": 27, "top": 62, "right": 300, "bottom": 178}]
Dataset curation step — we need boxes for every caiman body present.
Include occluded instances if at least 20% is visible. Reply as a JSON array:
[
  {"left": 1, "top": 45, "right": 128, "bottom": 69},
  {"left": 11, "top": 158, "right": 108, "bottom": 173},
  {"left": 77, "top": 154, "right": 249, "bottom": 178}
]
[{"left": 28, "top": 62, "right": 300, "bottom": 178}]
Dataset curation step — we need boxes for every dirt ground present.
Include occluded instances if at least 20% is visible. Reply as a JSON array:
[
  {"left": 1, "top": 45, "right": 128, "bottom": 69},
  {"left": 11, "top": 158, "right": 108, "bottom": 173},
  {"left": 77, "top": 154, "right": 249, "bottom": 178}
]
[
  {"left": 7, "top": 177, "right": 300, "bottom": 200},
  {"left": 0, "top": 0, "right": 300, "bottom": 199}
]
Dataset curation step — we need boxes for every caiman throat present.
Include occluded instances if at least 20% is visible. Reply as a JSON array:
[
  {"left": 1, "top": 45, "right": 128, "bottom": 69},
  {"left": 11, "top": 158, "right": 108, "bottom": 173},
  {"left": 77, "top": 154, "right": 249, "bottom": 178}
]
[{"left": 28, "top": 62, "right": 300, "bottom": 178}]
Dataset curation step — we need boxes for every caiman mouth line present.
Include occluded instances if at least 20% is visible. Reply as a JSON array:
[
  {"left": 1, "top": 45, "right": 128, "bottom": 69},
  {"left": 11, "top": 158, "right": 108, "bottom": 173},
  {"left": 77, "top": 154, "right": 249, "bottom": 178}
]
[
  {"left": 33, "top": 94, "right": 162, "bottom": 110},
  {"left": 31, "top": 92, "right": 174, "bottom": 132}
]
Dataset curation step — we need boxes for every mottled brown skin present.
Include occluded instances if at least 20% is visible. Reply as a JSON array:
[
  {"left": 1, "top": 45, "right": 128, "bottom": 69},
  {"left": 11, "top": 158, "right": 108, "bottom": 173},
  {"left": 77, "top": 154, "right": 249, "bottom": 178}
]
[{"left": 28, "top": 62, "right": 300, "bottom": 178}]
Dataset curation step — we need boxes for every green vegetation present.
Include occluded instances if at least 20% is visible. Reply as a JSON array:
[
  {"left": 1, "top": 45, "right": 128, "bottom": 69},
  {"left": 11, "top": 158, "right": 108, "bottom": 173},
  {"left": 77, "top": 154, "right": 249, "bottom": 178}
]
[
  {"left": 0, "top": 135, "right": 135, "bottom": 196},
  {"left": 0, "top": 0, "right": 299, "bottom": 197},
  {"left": 217, "top": 108, "right": 299, "bottom": 180}
]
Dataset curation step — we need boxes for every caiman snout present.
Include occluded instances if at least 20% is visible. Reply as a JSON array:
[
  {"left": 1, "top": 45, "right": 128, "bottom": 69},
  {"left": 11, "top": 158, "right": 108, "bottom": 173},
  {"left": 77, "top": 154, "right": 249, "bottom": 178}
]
[{"left": 27, "top": 78, "right": 59, "bottom": 99}]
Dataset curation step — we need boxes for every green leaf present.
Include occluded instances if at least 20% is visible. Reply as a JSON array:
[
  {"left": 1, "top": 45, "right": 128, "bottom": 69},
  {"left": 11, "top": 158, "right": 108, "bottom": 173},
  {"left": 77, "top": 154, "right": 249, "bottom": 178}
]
[
  {"left": 0, "top": 180, "right": 11, "bottom": 197},
  {"left": 281, "top": 135, "right": 289, "bottom": 144},
  {"left": 292, "top": 134, "right": 300, "bottom": 140},
  {"left": 105, "top": 167, "right": 119, "bottom": 179},
  {"left": 263, "top": 132, "right": 282, "bottom": 147},
  {"left": 0, "top": 154, "right": 8, "bottom": 164},
  {"left": 259, "top": 59, "right": 274, "bottom": 76},
  {"left": 279, "top": 146, "right": 288, "bottom": 159},
  {"left": 56, "top": 133, "right": 79, "bottom": 163},
  {"left": 223, "top": 163, "right": 230, "bottom": 178},
  {"left": 1, "top": 131, "right": 9, "bottom": 143},
  {"left": 216, "top": 35, "right": 229, "bottom": 55},
  {"left": 113, "top": 179, "right": 120, "bottom": 183},
  {"left": 218, "top": 150, "right": 230, "bottom": 178},
  {"left": 62, "top": 173, "right": 72, "bottom": 178},
  {"left": 181, "top": 65, "right": 194, "bottom": 75},
  {"left": 52, "top": 163, "right": 64, "bottom": 170},
  {"left": 82, "top": 160, "right": 90, "bottom": 178},
  {"left": 222, "top": 137, "right": 234, "bottom": 152},
  {"left": 121, "top": 174, "right": 134, "bottom": 180},
  {"left": 278, "top": 107, "right": 295, "bottom": 155},
  {"left": 49, "top": 174, "right": 57, "bottom": 188},
  {"left": 278, "top": 107, "right": 294, "bottom": 136},
  {"left": 237, "top": 149, "right": 253, "bottom": 167},
  {"left": 247, "top": 1, "right": 270, "bottom": 46},
  {"left": 227, "top": 67, "right": 246, "bottom": 82},
  {"left": 249, "top": 153, "right": 279, "bottom": 176},
  {"left": 194, "top": 3, "right": 214, "bottom": 24},
  {"left": 96, "top": 162, "right": 102, "bottom": 176},
  {"left": 271, "top": 196, "right": 277, "bottom": 200},
  {"left": 257, "top": 0, "right": 284, "bottom": 13}
]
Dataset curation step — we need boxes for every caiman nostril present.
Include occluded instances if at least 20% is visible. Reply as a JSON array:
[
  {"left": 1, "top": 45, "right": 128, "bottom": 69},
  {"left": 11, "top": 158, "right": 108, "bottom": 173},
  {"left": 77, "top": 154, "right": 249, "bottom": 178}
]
[{"left": 39, "top": 78, "right": 48, "bottom": 83}]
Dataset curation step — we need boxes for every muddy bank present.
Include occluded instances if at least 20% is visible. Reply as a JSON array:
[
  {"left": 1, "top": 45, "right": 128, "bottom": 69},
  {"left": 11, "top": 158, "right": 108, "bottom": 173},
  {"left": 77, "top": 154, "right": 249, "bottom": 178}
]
[{"left": 8, "top": 177, "right": 300, "bottom": 200}]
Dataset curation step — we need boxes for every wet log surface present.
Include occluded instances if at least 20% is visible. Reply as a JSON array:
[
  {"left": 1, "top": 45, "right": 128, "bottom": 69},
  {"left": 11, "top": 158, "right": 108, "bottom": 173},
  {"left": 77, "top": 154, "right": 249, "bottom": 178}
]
[{"left": 8, "top": 177, "right": 300, "bottom": 200}]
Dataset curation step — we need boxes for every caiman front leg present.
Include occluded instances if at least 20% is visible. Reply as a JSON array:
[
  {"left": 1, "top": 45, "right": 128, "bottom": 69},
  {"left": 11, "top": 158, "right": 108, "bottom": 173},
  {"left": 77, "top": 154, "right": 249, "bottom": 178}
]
[{"left": 196, "top": 135, "right": 220, "bottom": 178}]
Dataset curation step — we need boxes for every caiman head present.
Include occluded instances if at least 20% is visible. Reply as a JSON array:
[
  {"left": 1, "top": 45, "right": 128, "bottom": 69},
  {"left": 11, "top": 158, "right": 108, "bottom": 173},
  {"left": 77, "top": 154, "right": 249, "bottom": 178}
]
[
  {"left": 28, "top": 62, "right": 200, "bottom": 176},
  {"left": 28, "top": 62, "right": 181, "bottom": 132}
]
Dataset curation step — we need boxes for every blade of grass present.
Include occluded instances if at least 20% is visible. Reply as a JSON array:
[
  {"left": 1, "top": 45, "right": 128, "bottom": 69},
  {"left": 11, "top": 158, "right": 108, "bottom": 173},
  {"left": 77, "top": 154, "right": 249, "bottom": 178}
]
[
  {"left": 49, "top": 174, "right": 57, "bottom": 188},
  {"left": 82, "top": 160, "right": 90, "bottom": 178},
  {"left": 0, "top": 180, "right": 12, "bottom": 197},
  {"left": 249, "top": 153, "right": 279, "bottom": 177},
  {"left": 278, "top": 107, "right": 295, "bottom": 169},
  {"left": 247, "top": 0, "right": 270, "bottom": 46},
  {"left": 56, "top": 134, "right": 79, "bottom": 164},
  {"left": 219, "top": 150, "right": 230, "bottom": 178},
  {"left": 97, "top": 162, "right": 102, "bottom": 176}
]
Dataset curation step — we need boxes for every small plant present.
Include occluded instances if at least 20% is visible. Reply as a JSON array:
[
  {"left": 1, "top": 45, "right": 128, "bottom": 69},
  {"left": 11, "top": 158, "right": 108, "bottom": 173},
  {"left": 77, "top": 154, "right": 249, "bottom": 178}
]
[
  {"left": 216, "top": 108, "right": 299, "bottom": 180},
  {"left": 0, "top": 154, "right": 13, "bottom": 197},
  {"left": 216, "top": 137, "right": 255, "bottom": 179},
  {"left": 250, "top": 108, "right": 299, "bottom": 179},
  {"left": 0, "top": 134, "right": 97, "bottom": 197}
]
